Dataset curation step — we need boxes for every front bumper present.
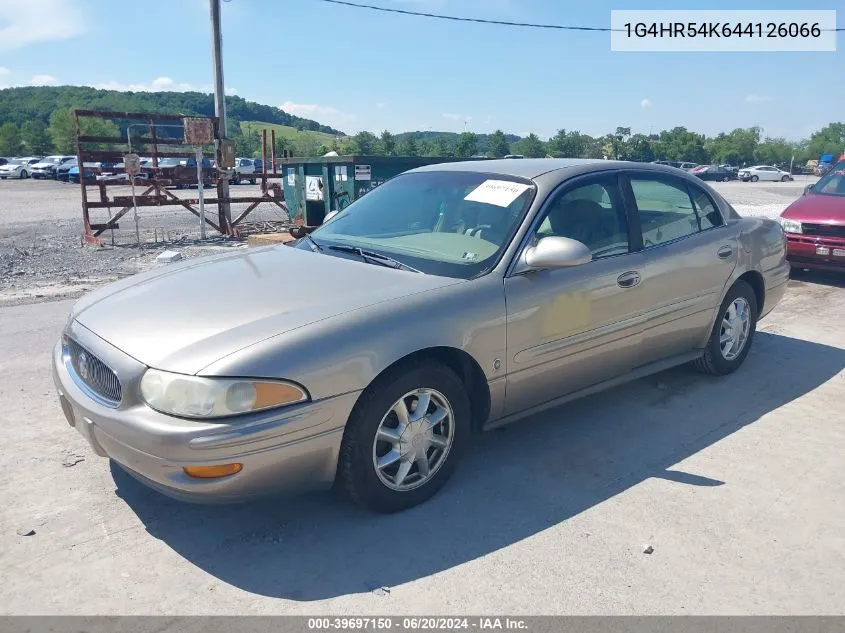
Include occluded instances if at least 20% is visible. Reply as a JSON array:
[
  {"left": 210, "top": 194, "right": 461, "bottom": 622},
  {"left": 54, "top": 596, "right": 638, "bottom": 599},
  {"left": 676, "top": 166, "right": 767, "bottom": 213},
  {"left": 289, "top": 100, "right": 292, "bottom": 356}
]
[
  {"left": 30, "top": 169, "right": 54, "bottom": 179},
  {"left": 52, "top": 324, "right": 358, "bottom": 503},
  {"left": 786, "top": 234, "right": 845, "bottom": 272}
]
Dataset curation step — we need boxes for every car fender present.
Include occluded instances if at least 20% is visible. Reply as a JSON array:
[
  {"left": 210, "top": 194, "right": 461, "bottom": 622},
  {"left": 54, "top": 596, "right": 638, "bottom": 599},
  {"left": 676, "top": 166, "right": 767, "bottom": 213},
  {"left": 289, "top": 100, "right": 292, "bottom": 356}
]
[{"left": 198, "top": 275, "right": 509, "bottom": 412}]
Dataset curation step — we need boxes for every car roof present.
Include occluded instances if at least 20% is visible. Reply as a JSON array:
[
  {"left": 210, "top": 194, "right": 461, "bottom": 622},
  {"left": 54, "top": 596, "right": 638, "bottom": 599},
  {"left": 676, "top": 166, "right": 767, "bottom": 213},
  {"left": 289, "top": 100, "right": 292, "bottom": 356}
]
[
  {"left": 406, "top": 158, "right": 705, "bottom": 181},
  {"left": 408, "top": 158, "right": 638, "bottom": 179}
]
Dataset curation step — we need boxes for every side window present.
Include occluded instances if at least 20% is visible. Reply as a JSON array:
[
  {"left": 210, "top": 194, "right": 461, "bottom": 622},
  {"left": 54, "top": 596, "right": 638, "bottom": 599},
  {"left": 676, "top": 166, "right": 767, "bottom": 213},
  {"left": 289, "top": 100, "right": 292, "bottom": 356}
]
[
  {"left": 688, "top": 185, "right": 724, "bottom": 230},
  {"left": 535, "top": 178, "right": 629, "bottom": 259},
  {"left": 630, "top": 178, "right": 699, "bottom": 247}
]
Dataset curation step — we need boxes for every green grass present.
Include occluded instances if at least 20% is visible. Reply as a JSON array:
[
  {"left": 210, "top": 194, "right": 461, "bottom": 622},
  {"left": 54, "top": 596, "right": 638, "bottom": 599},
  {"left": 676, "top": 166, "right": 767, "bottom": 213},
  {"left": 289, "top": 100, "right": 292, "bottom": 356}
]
[{"left": 240, "top": 121, "right": 340, "bottom": 145}]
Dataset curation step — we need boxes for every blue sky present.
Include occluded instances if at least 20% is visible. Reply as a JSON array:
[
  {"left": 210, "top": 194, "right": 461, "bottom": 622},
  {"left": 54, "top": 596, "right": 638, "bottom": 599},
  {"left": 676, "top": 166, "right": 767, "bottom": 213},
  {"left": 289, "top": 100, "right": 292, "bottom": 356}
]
[{"left": 0, "top": 0, "right": 841, "bottom": 139}]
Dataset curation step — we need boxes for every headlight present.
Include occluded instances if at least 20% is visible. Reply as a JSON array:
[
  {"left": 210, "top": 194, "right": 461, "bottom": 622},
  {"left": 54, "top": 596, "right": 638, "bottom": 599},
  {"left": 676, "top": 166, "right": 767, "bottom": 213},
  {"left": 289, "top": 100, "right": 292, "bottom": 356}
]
[
  {"left": 779, "top": 217, "right": 802, "bottom": 234},
  {"left": 140, "top": 369, "right": 309, "bottom": 419}
]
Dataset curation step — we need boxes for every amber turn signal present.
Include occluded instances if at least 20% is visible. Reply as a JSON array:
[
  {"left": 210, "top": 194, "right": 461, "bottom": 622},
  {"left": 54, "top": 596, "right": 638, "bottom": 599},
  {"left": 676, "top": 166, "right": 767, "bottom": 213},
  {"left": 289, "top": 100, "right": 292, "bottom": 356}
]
[{"left": 183, "top": 463, "right": 243, "bottom": 479}]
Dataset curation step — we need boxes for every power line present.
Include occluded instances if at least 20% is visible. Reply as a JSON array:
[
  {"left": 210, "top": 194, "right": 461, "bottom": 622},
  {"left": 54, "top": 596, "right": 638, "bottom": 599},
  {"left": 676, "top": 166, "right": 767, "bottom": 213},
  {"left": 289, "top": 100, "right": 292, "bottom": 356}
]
[
  {"left": 315, "top": 0, "right": 844, "bottom": 32},
  {"left": 315, "top": 0, "right": 618, "bottom": 31}
]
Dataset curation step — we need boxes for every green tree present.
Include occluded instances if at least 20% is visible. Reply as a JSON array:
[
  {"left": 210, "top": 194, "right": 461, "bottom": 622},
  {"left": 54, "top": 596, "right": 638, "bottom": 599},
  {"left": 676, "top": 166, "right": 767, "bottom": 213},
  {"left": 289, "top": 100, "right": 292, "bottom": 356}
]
[
  {"left": 353, "top": 131, "right": 379, "bottom": 155},
  {"left": 21, "top": 120, "right": 53, "bottom": 155},
  {"left": 486, "top": 129, "right": 510, "bottom": 158},
  {"left": 339, "top": 138, "right": 359, "bottom": 155},
  {"left": 397, "top": 134, "right": 419, "bottom": 156},
  {"left": 0, "top": 122, "right": 22, "bottom": 156},
  {"left": 621, "top": 133, "right": 654, "bottom": 162},
  {"left": 656, "top": 127, "right": 708, "bottom": 163},
  {"left": 455, "top": 131, "right": 478, "bottom": 157},
  {"left": 806, "top": 122, "right": 845, "bottom": 158},
  {"left": 47, "top": 109, "right": 119, "bottom": 153},
  {"left": 755, "top": 138, "right": 796, "bottom": 167},
  {"left": 379, "top": 130, "right": 396, "bottom": 156},
  {"left": 433, "top": 136, "right": 451, "bottom": 157},
  {"left": 548, "top": 129, "right": 588, "bottom": 158},
  {"left": 514, "top": 133, "right": 546, "bottom": 158},
  {"left": 705, "top": 127, "right": 760, "bottom": 165}
]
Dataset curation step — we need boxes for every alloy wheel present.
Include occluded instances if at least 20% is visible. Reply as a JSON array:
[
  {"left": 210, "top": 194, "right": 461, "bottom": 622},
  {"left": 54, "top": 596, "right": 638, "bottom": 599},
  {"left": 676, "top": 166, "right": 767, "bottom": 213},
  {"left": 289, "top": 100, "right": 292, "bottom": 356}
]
[
  {"left": 372, "top": 388, "right": 454, "bottom": 492},
  {"left": 720, "top": 297, "right": 751, "bottom": 361}
]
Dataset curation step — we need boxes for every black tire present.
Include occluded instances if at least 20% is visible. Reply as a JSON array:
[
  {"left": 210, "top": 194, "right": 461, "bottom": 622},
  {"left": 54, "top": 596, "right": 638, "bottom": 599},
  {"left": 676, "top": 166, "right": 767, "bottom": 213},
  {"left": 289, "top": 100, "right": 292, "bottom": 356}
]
[
  {"left": 750, "top": 175, "right": 759, "bottom": 182},
  {"left": 722, "top": 176, "right": 729, "bottom": 182},
  {"left": 250, "top": 178, "right": 256, "bottom": 185},
  {"left": 781, "top": 175, "right": 789, "bottom": 182},
  {"left": 694, "top": 279, "right": 758, "bottom": 376},
  {"left": 338, "top": 360, "right": 471, "bottom": 513},
  {"left": 21, "top": 170, "right": 29, "bottom": 179}
]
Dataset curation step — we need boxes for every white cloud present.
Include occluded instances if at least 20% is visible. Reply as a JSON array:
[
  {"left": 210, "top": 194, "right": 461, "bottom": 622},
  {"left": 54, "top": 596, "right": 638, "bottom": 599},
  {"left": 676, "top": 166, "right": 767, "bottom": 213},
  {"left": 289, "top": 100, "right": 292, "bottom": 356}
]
[
  {"left": 375, "top": 102, "right": 386, "bottom": 108},
  {"left": 88, "top": 77, "right": 236, "bottom": 95},
  {"left": 640, "top": 98, "right": 652, "bottom": 108},
  {"left": 281, "top": 100, "right": 356, "bottom": 128},
  {"left": 745, "top": 94, "right": 772, "bottom": 103},
  {"left": 29, "top": 74, "right": 57, "bottom": 86},
  {"left": 442, "top": 113, "right": 461, "bottom": 120},
  {"left": 0, "top": 0, "right": 85, "bottom": 53},
  {"left": 0, "top": 67, "right": 10, "bottom": 76}
]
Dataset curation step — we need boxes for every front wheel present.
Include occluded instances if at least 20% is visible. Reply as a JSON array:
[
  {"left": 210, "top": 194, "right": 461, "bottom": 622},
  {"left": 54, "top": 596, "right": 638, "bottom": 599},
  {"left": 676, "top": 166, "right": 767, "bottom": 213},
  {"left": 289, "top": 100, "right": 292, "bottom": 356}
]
[
  {"left": 694, "top": 280, "right": 758, "bottom": 376},
  {"left": 750, "top": 175, "right": 759, "bottom": 182},
  {"left": 781, "top": 175, "right": 790, "bottom": 182},
  {"left": 20, "top": 170, "right": 29, "bottom": 179},
  {"left": 338, "top": 360, "right": 471, "bottom": 513}
]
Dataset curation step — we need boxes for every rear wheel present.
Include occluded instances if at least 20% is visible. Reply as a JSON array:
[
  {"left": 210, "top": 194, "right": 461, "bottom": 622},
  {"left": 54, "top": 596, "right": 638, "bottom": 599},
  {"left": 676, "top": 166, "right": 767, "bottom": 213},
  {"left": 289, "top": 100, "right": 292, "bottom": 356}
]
[
  {"left": 338, "top": 360, "right": 471, "bottom": 513},
  {"left": 722, "top": 175, "right": 729, "bottom": 182},
  {"left": 694, "top": 280, "right": 758, "bottom": 376}
]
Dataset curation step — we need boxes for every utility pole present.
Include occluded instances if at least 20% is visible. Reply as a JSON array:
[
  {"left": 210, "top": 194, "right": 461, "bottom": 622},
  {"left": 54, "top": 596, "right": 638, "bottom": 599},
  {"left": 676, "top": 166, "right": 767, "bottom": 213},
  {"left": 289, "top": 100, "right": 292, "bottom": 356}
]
[{"left": 210, "top": 0, "right": 231, "bottom": 228}]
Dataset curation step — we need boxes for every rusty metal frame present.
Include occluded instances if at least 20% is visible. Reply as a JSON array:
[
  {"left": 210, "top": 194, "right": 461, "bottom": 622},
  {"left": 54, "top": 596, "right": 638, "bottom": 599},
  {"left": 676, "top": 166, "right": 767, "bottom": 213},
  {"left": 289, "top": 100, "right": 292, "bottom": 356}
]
[{"left": 72, "top": 109, "right": 290, "bottom": 246}]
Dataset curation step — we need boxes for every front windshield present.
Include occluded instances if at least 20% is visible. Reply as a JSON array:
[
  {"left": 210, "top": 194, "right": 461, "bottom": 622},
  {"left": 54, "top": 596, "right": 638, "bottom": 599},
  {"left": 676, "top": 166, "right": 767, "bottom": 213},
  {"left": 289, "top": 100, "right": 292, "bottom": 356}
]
[
  {"left": 8, "top": 159, "right": 27, "bottom": 165},
  {"left": 813, "top": 162, "right": 845, "bottom": 196},
  {"left": 43, "top": 156, "right": 61, "bottom": 164},
  {"left": 305, "top": 170, "right": 536, "bottom": 279}
]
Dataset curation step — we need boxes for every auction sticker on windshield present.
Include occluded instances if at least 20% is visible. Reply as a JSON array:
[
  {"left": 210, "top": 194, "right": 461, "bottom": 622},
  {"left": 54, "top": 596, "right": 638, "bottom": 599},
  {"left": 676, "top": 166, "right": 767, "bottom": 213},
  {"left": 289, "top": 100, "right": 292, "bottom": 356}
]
[{"left": 464, "top": 180, "right": 531, "bottom": 207}]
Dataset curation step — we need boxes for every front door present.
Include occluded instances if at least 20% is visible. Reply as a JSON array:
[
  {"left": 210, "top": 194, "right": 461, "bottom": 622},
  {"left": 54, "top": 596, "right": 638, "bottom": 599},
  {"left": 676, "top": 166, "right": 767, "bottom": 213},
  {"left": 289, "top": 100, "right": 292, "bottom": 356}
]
[{"left": 503, "top": 173, "right": 649, "bottom": 416}]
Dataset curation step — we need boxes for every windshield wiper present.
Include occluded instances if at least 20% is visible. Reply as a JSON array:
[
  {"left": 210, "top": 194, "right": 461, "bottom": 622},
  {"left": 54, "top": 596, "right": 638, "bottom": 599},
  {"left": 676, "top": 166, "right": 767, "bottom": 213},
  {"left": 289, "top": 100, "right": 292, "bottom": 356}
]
[
  {"left": 327, "top": 245, "right": 421, "bottom": 273},
  {"left": 302, "top": 234, "right": 323, "bottom": 252}
]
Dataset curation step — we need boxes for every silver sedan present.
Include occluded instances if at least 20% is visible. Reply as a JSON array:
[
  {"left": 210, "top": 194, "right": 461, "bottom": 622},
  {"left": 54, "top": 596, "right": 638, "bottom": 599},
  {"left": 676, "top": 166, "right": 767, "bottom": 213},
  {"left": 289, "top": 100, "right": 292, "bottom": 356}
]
[{"left": 53, "top": 159, "right": 790, "bottom": 513}]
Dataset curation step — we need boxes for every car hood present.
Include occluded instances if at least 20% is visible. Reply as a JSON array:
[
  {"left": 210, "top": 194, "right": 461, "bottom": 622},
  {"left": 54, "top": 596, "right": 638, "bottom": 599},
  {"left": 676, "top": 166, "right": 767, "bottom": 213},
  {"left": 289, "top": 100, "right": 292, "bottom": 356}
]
[
  {"left": 782, "top": 193, "right": 845, "bottom": 223},
  {"left": 72, "top": 245, "right": 463, "bottom": 375},
  {"left": 31, "top": 162, "right": 55, "bottom": 169},
  {"left": 0, "top": 164, "right": 18, "bottom": 171}
]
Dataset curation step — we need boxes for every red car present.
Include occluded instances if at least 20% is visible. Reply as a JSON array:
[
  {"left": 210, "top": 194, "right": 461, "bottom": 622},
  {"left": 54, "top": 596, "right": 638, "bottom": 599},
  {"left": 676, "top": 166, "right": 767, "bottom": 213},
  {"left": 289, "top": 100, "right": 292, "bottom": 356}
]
[{"left": 779, "top": 162, "right": 845, "bottom": 272}]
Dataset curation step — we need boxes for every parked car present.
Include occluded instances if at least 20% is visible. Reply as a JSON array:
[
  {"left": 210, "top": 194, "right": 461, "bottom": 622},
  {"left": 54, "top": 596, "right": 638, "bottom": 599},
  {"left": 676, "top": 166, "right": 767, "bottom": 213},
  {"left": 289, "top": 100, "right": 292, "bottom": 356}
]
[
  {"left": 779, "top": 161, "right": 845, "bottom": 272},
  {"left": 738, "top": 165, "right": 793, "bottom": 182},
  {"left": 67, "top": 163, "right": 99, "bottom": 184},
  {"left": 0, "top": 157, "right": 9, "bottom": 167},
  {"left": 0, "top": 156, "right": 43, "bottom": 179},
  {"left": 56, "top": 159, "right": 78, "bottom": 182},
  {"left": 691, "top": 165, "right": 738, "bottom": 182},
  {"left": 53, "top": 159, "right": 789, "bottom": 513},
  {"left": 29, "top": 155, "right": 76, "bottom": 179},
  {"left": 678, "top": 162, "right": 699, "bottom": 171},
  {"left": 233, "top": 157, "right": 258, "bottom": 184}
]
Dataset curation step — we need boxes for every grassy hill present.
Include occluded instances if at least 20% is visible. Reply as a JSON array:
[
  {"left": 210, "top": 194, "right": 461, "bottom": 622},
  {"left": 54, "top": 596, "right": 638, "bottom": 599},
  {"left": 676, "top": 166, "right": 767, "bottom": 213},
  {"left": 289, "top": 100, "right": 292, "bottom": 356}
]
[
  {"left": 240, "top": 121, "right": 340, "bottom": 146},
  {"left": 0, "top": 86, "right": 344, "bottom": 135}
]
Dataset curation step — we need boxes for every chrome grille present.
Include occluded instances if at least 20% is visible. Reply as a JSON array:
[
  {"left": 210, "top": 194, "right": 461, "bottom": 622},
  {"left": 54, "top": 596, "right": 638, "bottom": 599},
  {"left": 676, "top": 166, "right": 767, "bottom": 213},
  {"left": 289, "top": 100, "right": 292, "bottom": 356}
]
[
  {"left": 801, "top": 223, "right": 845, "bottom": 238},
  {"left": 66, "top": 338, "right": 122, "bottom": 405}
]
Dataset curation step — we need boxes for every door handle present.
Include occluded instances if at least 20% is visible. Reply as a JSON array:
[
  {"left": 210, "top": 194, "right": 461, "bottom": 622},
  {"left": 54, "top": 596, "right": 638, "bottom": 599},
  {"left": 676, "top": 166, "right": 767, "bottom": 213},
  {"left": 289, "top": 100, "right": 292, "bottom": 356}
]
[
  {"left": 717, "top": 245, "right": 733, "bottom": 259},
  {"left": 617, "top": 270, "right": 641, "bottom": 288}
]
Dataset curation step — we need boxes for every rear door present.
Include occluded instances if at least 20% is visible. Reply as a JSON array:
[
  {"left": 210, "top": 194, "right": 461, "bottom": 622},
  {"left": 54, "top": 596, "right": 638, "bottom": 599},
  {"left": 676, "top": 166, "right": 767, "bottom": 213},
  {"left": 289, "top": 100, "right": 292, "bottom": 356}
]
[{"left": 622, "top": 172, "right": 739, "bottom": 366}]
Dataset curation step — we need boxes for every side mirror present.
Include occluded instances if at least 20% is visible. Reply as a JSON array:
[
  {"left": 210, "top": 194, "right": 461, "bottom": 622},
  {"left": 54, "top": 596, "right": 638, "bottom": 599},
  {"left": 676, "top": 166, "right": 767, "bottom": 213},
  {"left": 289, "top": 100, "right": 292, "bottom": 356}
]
[
  {"left": 524, "top": 236, "right": 592, "bottom": 269},
  {"left": 803, "top": 183, "right": 814, "bottom": 195}
]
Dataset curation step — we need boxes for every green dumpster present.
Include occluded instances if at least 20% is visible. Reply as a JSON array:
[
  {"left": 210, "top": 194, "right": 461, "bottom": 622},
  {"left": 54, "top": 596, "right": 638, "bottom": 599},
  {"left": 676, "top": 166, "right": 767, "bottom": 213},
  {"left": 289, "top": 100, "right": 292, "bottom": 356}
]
[{"left": 279, "top": 155, "right": 481, "bottom": 226}]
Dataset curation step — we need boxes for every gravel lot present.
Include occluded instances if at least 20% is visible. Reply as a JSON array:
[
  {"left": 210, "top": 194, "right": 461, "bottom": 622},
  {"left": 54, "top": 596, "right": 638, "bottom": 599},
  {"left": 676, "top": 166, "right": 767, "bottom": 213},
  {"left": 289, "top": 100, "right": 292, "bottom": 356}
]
[
  {"left": 0, "top": 178, "right": 290, "bottom": 305},
  {"left": 1, "top": 170, "right": 843, "bottom": 616}
]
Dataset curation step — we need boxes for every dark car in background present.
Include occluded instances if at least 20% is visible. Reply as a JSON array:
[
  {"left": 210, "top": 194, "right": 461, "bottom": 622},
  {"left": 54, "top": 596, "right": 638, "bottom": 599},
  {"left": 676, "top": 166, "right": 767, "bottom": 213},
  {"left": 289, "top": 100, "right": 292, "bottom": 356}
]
[
  {"left": 691, "top": 165, "right": 738, "bottom": 182},
  {"left": 779, "top": 161, "right": 845, "bottom": 272},
  {"left": 56, "top": 158, "right": 78, "bottom": 182}
]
